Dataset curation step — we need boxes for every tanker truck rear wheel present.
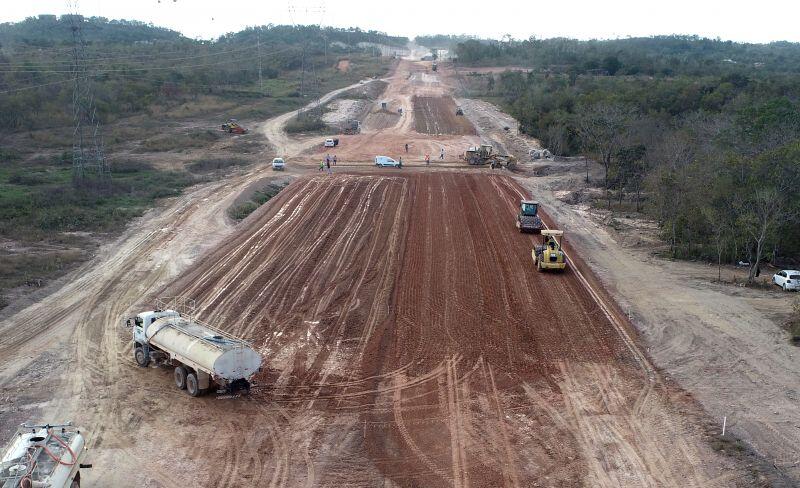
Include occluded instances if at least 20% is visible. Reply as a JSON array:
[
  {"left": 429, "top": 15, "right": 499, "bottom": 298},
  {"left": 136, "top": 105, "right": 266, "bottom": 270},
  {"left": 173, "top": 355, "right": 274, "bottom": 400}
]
[
  {"left": 186, "top": 372, "right": 201, "bottom": 397},
  {"left": 174, "top": 366, "right": 187, "bottom": 390},
  {"left": 134, "top": 347, "right": 149, "bottom": 367}
]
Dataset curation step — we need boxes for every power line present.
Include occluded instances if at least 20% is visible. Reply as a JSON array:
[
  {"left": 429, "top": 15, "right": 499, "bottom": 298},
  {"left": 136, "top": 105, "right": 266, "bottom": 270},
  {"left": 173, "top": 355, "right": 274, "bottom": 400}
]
[
  {"left": 0, "top": 76, "right": 73, "bottom": 94},
  {"left": 0, "top": 46, "right": 296, "bottom": 73},
  {"left": 0, "top": 41, "right": 267, "bottom": 68}
]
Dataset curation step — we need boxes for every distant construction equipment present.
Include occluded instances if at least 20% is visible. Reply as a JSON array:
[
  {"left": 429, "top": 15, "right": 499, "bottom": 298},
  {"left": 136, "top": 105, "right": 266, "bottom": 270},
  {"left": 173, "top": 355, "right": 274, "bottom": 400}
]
[
  {"left": 221, "top": 118, "right": 248, "bottom": 134},
  {"left": 1, "top": 422, "right": 91, "bottom": 487},
  {"left": 342, "top": 119, "right": 361, "bottom": 135},
  {"left": 127, "top": 297, "right": 262, "bottom": 397},
  {"left": 464, "top": 144, "right": 517, "bottom": 169},
  {"left": 532, "top": 230, "right": 567, "bottom": 272}
]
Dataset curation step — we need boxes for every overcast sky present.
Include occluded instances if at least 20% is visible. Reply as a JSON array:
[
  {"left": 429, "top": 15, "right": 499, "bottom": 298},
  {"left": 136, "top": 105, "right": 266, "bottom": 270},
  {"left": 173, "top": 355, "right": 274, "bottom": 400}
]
[{"left": 3, "top": 0, "right": 800, "bottom": 44}]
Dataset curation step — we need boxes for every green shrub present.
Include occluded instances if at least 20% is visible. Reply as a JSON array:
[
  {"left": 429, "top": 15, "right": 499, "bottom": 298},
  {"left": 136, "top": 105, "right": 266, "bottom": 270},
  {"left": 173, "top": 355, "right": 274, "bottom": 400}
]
[
  {"left": 228, "top": 183, "right": 287, "bottom": 221},
  {"left": 228, "top": 201, "right": 259, "bottom": 220},
  {"left": 284, "top": 114, "right": 327, "bottom": 134}
]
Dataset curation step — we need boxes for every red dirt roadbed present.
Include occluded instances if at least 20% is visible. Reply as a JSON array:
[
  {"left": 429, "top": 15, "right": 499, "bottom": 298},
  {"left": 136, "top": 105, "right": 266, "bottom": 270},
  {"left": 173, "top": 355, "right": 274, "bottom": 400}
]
[{"left": 163, "top": 172, "right": 733, "bottom": 487}]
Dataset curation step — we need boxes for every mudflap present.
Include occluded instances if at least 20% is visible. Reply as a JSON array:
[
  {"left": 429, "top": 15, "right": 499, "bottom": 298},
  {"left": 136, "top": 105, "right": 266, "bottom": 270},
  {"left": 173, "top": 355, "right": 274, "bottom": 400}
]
[{"left": 227, "top": 378, "right": 251, "bottom": 395}]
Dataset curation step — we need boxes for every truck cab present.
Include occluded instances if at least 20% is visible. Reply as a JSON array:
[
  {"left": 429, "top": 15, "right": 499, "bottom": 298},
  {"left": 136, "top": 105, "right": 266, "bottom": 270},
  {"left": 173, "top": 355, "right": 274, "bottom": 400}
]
[
  {"left": 516, "top": 200, "right": 543, "bottom": 233},
  {"left": 130, "top": 310, "right": 179, "bottom": 345}
]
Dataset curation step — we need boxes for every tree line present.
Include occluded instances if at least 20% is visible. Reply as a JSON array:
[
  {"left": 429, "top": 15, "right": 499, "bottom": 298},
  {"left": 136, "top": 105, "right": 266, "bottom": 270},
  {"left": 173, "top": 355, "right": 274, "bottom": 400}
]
[{"left": 469, "top": 37, "right": 800, "bottom": 281}]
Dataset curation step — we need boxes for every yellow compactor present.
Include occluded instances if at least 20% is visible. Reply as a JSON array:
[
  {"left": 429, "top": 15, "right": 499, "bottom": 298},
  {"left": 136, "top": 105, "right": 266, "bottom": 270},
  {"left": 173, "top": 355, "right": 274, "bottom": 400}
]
[{"left": 532, "top": 229, "right": 567, "bottom": 272}]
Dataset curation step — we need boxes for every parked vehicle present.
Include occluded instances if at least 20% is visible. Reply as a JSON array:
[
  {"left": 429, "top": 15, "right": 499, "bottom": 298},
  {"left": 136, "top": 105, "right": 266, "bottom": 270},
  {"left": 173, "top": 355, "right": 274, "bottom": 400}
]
[
  {"left": 375, "top": 156, "right": 401, "bottom": 168},
  {"left": 127, "top": 297, "right": 262, "bottom": 397},
  {"left": 272, "top": 157, "right": 285, "bottom": 171},
  {"left": 773, "top": 270, "right": 800, "bottom": 291},
  {"left": 324, "top": 138, "right": 339, "bottom": 147}
]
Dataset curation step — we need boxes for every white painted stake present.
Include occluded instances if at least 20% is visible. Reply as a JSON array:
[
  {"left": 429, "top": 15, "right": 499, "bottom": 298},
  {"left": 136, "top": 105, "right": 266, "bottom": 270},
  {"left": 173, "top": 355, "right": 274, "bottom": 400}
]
[{"left": 722, "top": 416, "right": 727, "bottom": 436}]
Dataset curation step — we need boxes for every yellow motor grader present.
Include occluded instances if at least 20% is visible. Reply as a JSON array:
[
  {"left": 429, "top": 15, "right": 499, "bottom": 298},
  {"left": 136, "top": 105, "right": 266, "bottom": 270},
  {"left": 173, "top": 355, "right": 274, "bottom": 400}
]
[{"left": 532, "top": 230, "right": 567, "bottom": 272}]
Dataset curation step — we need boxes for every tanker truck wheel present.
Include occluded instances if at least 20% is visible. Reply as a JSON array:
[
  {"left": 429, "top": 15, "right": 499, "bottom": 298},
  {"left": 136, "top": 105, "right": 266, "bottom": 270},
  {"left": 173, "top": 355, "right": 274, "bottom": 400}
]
[
  {"left": 186, "top": 372, "right": 201, "bottom": 397},
  {"left": 134, "top": 347, "right": 149, "bottom": 367},
  {"left": 174, "top": 366, "right": 187, "bottom": 390}
]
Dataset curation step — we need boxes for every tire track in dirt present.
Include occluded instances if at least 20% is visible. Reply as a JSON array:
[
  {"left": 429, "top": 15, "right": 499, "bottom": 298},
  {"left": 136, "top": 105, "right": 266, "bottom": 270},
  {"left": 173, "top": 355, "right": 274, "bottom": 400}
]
[
  {"left": 1, "top": 168, "right": 744, "bottom": 487},
  {"left": 412, "top": 96, "right": 477, "bottom": 136}
]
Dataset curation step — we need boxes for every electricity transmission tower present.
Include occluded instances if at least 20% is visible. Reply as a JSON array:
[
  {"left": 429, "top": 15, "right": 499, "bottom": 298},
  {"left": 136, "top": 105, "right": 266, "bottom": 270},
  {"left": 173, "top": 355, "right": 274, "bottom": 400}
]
[
  {"left": 288, "top": 2, "right": 325, "bottom": 115},
  {"left": 68, "top": 3, "right": 110, "bottom": 187}
]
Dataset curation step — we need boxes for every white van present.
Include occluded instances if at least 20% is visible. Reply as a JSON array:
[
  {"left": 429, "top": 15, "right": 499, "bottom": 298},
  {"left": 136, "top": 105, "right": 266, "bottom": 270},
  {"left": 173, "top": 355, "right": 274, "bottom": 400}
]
[
  {"left": 271, "top": 157, "right": 285, "bottom": 170},
  {"left": 375, "top": 156, "right": 400, "bottom": 168}
]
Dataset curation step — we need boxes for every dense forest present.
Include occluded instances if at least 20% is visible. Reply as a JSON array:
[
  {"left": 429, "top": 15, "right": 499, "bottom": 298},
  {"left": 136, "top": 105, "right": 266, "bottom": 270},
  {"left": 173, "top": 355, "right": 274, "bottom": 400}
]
[
  {"left": 460, "top": 36, "right": 800, "bottom": 278},
  {"left": 455, "top": 36, "right": 800, "bottom": 75},
  {"left": 0, "top": 15, "right": 406, "bottom": 130},
  {"left": 414, "top": 34, "right": 475, "bottom": 50}
]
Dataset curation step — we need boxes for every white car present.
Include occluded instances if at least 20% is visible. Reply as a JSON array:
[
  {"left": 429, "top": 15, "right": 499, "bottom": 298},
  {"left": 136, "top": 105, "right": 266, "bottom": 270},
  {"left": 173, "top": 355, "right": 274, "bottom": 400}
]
[
  {"left": 375, "top": 156, "right": 400, "bottom": 168},
  {"left": 773, "top": 270, "right": 800, "bottom": 291},
  {"left": 271, "top": 157, "right": 285, "bottom": 171},
  {"left": 324, "top": 138, "right": 335, "bottom": 147}
]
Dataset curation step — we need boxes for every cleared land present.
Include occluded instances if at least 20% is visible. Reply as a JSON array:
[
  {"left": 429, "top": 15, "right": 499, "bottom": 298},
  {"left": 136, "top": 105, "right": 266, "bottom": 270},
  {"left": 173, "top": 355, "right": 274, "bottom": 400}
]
[
  {"left": 158, "top": 172, "right": 734, "bottom": 486},
  {"left": 412, "top": 96, "right": 477, "bottom": 135},
  {"left": 0, "top": 59, "right": 766, "bottom": 487}
]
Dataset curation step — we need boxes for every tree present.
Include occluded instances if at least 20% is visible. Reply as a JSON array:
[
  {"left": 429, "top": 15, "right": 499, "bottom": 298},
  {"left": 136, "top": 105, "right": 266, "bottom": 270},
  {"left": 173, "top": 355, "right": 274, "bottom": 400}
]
[
  {"left": 702, "top": 205, "right": 733, "bottom": 282},
  {"left": 576, "top": 103, "right": 635, "bottom": 208},
  {"left": 616, "top": 144, "right": 646, "bottom": 209},
  {"left": 740, "top": 187, "right": 783, "bottom": 283},
  {"left": 645, "top": 129, "right": 695, "bottom": 255},
  {"left": 545, "top": 124, "right": 566, "bottom": 157},
  {"left": 602, "top": 55, "right": 622, "bottom": 75}
]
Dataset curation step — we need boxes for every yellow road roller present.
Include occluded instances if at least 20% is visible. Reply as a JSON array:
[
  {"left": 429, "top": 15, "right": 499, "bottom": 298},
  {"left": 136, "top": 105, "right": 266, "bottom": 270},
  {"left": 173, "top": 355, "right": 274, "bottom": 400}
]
[{"left": 532, "top": 229, "right": 567, "bottom": 272}]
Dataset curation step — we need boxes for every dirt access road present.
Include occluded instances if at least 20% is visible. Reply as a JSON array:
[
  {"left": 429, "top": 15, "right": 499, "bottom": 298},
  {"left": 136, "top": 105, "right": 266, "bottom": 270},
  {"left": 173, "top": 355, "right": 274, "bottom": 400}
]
[
  {"left": 304, "top": 60, "right": 482, "bottom": 165},
  {"left": 0, "top": 60, "right": 756, "bottom": 487}
]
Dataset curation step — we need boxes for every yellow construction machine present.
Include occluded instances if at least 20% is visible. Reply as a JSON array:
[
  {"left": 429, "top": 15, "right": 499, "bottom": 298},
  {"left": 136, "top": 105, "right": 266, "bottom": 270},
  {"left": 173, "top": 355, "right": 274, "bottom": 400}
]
[
  {"left": 532, "top": 230, "right": 567, "bottom": 272},
  {"left": 463, "top": 144, "right": 517, "bottom": 169}
]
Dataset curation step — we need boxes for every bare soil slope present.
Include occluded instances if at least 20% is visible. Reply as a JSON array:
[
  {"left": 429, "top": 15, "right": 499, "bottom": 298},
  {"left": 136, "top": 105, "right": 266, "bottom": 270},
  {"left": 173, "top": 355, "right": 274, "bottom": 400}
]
[
  {"left": 412, "top": 96, "right": 477, "bottom": 135},
  {"left": 160, "top": 172, "right": 740, "bottom": 487}
]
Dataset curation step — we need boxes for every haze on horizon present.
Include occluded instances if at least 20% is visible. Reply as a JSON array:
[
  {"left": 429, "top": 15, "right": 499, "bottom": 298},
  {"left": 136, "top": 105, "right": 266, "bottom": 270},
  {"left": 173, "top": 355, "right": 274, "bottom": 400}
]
[{"left": 2, "top": 0, "right": 799, "bottom": 44}]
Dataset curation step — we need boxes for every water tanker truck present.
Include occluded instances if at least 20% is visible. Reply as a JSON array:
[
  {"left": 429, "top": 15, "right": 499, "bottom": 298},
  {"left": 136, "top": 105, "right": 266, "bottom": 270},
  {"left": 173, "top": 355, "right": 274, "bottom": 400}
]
[
  {"left": 1, "top": 422, "right": 91, "bottom": 487},
  {"left": 128, "top": 298, "right": 262, "bottom": 397}
]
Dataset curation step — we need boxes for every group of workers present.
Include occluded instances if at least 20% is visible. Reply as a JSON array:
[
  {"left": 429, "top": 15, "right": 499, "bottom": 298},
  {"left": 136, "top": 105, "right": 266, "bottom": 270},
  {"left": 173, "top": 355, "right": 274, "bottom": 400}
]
[
  {"left": 319, "top": 154, "right": 337, "bottom": 173},
  {"left": 317, "top": 145, "right": 449, "bottom": 172},
  {"left": 404, "top": 143, "right": 446, "bottom": 165}
]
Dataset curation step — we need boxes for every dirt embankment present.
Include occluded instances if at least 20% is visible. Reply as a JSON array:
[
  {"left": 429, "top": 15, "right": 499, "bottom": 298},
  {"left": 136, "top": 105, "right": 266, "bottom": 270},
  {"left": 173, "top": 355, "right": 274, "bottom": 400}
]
[
  {"left": 158, "top": 172, "right": 746, "bottom": 487},
  {"left": 412, "top": 96, "right": 476, "bottom": 135}
]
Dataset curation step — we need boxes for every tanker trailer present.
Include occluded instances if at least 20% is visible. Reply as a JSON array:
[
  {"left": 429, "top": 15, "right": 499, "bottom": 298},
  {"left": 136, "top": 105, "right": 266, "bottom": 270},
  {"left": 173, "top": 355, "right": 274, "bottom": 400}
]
[
  {"left": 0, "top": 422, "right": 91, "bottom": 487},
  {"left": 127, "top": 301, "right": 262, "bottom": 397}
]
